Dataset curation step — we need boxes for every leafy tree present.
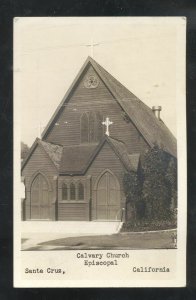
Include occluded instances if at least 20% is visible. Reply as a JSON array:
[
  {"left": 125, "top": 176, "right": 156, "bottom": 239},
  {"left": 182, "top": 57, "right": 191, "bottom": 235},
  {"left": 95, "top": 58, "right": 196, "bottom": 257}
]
[
  {"left": 123, "top": 169, "right": 144, "bottom": 223},
  {"left": 142, "top": 145, "right": 175, "bottom": 220},
  {"left": 123, "top": 145, "right": 177, "bottom": 225},
  {"left": 166, "top": 157, "right": 177, "bottom": 208}
]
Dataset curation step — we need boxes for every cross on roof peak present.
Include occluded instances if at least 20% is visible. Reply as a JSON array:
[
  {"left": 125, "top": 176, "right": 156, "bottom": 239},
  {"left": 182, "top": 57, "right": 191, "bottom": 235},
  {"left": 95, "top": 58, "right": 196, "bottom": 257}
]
[{"left": 85, "top": 38, "right": 100, "bottom": 58}]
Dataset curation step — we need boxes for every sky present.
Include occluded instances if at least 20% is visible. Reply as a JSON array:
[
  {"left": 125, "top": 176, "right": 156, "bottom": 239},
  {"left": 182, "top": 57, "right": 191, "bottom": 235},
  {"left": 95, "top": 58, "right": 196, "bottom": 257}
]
[{"left": 14, "top": 17, "right": 184, "bottom": 146}]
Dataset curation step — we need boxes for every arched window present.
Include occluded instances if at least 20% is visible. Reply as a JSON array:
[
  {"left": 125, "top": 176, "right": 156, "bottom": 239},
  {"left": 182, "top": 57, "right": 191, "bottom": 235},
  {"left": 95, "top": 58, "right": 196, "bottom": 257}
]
[
  {"left": 70, "top": 183, "right": 76, "bottom": 200},
  {"left": 78, "top": 182, "right": 84, "bottom": 200},
  {"left": 96, "top": 112, "right": 104, "bottom": 141},
  {"left": 89, "top": 112, "right": 96, "bottom": 142},
  {"left": 62, "top": 183, "right": 68, "bottom": 200},
  {"left": 81, "top": 113, "right": 89, "bottom": 143},
  {"left": 81, "top": 111, "right": 103, "bottom": 143}
]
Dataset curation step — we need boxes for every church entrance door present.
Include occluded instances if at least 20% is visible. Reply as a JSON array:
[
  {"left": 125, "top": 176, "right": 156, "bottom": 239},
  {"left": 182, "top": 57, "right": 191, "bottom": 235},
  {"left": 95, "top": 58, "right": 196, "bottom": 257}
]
[
  {"left": 30, "top": 174, "right": 50, "bottom": 219},
  {"left": 96, "top": 171, "right": 121, "bottom": 220}
]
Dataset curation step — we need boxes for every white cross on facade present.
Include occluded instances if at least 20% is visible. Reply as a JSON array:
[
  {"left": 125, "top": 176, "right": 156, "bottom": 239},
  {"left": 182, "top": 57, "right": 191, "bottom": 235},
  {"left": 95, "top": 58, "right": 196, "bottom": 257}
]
[
  {"left": 102, "top": 117, "right": 113, "bottom": 136},
  {"left": 85, "top": 38, "right": 100, "bottom": 58}
]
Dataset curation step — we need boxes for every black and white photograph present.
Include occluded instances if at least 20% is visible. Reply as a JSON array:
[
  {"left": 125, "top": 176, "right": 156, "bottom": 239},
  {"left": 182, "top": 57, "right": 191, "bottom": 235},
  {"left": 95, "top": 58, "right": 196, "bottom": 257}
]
[{"left": 14, "top": 17, "right": 186, "bottom": 287}]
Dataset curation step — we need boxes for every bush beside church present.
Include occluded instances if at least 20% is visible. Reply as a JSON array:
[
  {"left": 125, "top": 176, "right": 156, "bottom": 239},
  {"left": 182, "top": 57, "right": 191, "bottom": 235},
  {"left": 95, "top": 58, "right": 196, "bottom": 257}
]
[{"left": 122, "top": 146, "right": 177, "bottom": 231}]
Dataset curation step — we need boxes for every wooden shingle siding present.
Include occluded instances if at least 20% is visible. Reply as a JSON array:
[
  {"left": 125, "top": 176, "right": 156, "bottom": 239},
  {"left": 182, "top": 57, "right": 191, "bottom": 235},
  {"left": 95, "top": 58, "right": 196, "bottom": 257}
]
[
  {"left": 22, "top": 144, "right": 57, "bottom": 220},
  {"left": 22, "top": 145, "right": 57, "bottom": 188},
  {"left": 57, "top": 175, "right": 91, "bottom": 221},
  {"left": 58, "top": 203, "right": 89, "bottom": 221},
  {"left": 21, "top": 57, "right": 176, "bottom": 222},
  {"left": 44, "top": 65, "right": 149, "bottom": 155},
  {"left": 87, "top": 143, "right": 126, "bottom": 183},
  {"left": 87, "top": 143, "right": 127, "bottom": 221}
]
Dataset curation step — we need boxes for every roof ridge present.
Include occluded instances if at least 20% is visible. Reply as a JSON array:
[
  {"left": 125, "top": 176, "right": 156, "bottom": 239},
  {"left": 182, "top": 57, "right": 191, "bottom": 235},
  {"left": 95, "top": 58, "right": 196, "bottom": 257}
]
[
  {"left": 40, "top": 139, "right": 63, "bottom": 147},
  {"left": 106, "top": 135, "right": 125, "bottom": 145},
  {"left": 91, "top": 59, "right": 139, "bottom": 99},
  {"left": 59, "top": 136, "right": 135, "bottom": 174},
  {"left": 62, "top": 143, "right": 98, "bottom": 149},
  {"left": 41, "top": 56, "right": 176, "bottom": 157},
  {"left": 22, "top": 138, "right": 62, "bottom": 171}
]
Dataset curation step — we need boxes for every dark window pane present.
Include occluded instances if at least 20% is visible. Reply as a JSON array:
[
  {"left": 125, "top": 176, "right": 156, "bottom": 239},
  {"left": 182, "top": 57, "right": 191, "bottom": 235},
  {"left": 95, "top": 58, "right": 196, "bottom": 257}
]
[
  {"left": 81, "top": 113, "right": 89, "bottom": 143},
  {"left": 89, "top": 112, "right": 96, "bottom": 142},
  {"left": 62, "top": 183, "right": 68, "bottom": 200},
  {"left": 96, "top": 112, "right": 104, "bottom": 141},
  {"left": 70, "top": 183, "right": 76, "bottom": 200},
  {"left": 78, "top": 183, "right": 84, "bottom": 200}
]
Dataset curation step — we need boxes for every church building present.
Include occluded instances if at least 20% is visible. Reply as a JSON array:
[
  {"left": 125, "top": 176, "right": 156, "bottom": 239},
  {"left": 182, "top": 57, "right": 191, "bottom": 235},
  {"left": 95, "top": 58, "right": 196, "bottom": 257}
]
[{"left": 21, "top": 57, "right": 177, "bottom": 221}]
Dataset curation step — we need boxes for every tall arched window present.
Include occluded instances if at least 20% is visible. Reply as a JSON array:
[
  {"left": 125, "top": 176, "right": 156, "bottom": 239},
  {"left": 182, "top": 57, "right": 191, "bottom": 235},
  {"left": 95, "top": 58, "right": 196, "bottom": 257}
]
[
  {"left": 78, "top": 182, "right": 84, "bottom": 200},
  {"left": 81, "top": 111, "right": 103, "bottom": 143},
  {"left": 81, "top": 113, "right": 89, "bottom": 143},
  {"left": 62, "top": 183, "right": 68, "bottom": 200},
  {"left": 70, "top": 183, "right": 76, "bottom": 200},
  {"left": 89, "top": 112, "right": 96, "bottom": 142},
  {"left": 96, "top": 112, "right": 104, "bottom": 141}
]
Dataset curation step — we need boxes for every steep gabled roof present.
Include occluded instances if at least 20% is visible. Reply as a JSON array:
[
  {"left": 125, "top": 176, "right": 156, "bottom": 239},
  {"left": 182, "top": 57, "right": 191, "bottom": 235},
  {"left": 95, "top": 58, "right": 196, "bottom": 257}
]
[
  {"left": 39, "top": 140, "right": 63, "bottom": 169},
  {"left": 42, "top": 56, "right": 176, "bottom": 157},
  {"left": 42, "top": 56, "right": 93, "bottom": 139},
  {"left": 21, "top": 135, "right": 139, "bottom": 174},
  {"left": 21, "top": 138, "right": 63, "bottom": 171},
  {"left": 106, "top": 136, "right": 139, "bottom": 172},
  {"left": 59, "top": 144, "right": 97, "bottom": 174},
  {"left": 89, "top": 58, "right": 177, "bottom": 157},
  {"left": 59, "top": 135, "right": 140, "bottom": 175}
]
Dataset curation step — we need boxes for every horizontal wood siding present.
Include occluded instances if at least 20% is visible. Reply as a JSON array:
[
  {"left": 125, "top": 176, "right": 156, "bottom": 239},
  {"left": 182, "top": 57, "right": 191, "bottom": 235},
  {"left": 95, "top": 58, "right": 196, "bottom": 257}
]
[
  {"left": 87, "top": 142, "right": 126, "bottom": 184},
  {"left": 86, "top": 142, "right": 127, "bottom": 220},
  {"left": 44, "top": 65, "right": 149, "bottom": 154},
  {"left": 58, "top": 203, "right": 89, "bottom": 221},
  {"left": 57, "top": 175, "right": 91, "bottom": 221},
  {"left": 22, "top": 145, "right": 58, "bottom": 220},
  {"left": 22, "top": 145, "right": 57, "bottom": 189}
]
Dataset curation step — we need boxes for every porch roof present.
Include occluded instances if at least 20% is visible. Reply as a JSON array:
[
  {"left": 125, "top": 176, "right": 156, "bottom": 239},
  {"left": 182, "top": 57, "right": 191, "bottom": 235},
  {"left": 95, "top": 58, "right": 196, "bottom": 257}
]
[{"left": 59, "top": 135, "right": 140, "bottom": 174}]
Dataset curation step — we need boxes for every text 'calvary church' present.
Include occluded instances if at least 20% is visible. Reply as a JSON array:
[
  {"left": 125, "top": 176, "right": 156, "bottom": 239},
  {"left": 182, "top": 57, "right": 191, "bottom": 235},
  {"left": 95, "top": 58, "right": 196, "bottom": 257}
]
[{"left": 21, "top": 57, "right": 177, "bottom": 221}]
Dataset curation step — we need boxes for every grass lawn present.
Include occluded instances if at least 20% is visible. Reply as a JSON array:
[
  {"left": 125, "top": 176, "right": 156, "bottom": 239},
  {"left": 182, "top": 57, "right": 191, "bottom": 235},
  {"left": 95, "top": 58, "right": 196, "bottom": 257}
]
[{"left": 32, "top": 230, "right": 177, "bottom": 250}]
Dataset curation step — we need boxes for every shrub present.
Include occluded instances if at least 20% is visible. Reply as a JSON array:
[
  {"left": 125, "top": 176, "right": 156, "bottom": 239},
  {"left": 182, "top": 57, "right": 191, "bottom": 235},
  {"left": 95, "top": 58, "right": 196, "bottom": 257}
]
[
  {"left": 123, "top": 170, "right": 144, "bottom": 221},
  {"left": 142, "top": 146, "right": 176, "bottom": 220},
  {"left": 123, "top": 145, "right": 177, "bottom": 231},
  {"left": 121, "top": 214, "right": 177, "bottom": 232}
]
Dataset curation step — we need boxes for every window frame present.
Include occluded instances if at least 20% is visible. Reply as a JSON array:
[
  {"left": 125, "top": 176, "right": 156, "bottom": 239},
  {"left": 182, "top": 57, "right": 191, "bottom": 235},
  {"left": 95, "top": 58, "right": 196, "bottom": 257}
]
[
  {"left": 60, "top": 180, "right": 87, "bottom": 203},
  {"left": 80, "top": 112, "right": 89, "bottom": 143},
  {"left": 70, "top": 182, "right": 76, "bottom": 200},
  {"left": 78, "top": 182, "right": 85, "bottom": 200},
  {"left": 61, "top": 183, "right": 68, "bottom": 201},
  {"left": 80, "top": 111, "right": 104, "bottom": 144}
]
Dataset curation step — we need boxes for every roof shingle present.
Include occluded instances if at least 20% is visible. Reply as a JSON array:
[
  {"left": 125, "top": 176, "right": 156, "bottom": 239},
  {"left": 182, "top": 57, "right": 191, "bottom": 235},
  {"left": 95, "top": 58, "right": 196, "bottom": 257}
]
[
  {"left": 39, "top": 140, "right": 63, "bottom": 169},
  {"left": 22, "top": 136, "right": 140, "bottom": 174},
  {"left": 42, "top": 57, "right": 176, "bottom": 157},
  {"left": 59, "top": 144, "right": 97, "bottom": 174},
  {"left": 91, "top": 58, "right": 177, "bottom": 157},
  {"left": 107, "top": 136, "right": 139, "bottom": 171},
  {"left": 59, "top": 136, "right": 140, "bottom": 174}
]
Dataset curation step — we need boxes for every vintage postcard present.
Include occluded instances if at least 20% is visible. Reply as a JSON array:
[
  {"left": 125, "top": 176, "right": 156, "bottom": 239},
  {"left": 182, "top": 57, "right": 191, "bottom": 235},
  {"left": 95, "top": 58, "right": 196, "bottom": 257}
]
[{"left": 14, "top": 17, "right": 186, "bottom": 287}]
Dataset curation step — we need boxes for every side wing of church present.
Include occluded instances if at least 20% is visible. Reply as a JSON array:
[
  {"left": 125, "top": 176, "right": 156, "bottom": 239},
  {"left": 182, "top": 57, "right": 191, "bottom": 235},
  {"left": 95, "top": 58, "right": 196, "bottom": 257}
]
[{"left": 21, "top": 57, "right": 177, "bottom": 221}]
